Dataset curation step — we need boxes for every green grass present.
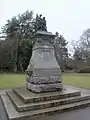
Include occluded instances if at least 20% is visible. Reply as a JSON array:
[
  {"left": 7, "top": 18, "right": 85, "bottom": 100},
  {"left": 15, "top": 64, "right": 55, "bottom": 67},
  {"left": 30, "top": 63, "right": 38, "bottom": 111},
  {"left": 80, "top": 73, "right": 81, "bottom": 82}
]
[
  {"left": 63, "top": 75, "right": 90, "bottom": 89},
  {"left": 0, "top": 73, "right": 90, "bottom": 89},
  {"left": 0, "top": 74, "right": 26, "bottom": 89}
]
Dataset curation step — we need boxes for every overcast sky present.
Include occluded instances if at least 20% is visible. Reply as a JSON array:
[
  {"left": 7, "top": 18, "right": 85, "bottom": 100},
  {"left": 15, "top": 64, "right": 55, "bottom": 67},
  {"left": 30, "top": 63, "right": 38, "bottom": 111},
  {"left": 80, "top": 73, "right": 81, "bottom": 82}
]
[{"left": 0, "top": 0, "right": 90, "bottom": 43}]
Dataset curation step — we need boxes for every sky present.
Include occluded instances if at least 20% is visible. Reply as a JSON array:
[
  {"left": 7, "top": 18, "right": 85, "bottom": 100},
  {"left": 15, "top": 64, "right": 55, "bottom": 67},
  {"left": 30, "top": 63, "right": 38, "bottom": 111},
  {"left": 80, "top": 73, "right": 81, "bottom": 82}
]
[{"left": 0, "top": 0, "right": 90, "bottom": 45}]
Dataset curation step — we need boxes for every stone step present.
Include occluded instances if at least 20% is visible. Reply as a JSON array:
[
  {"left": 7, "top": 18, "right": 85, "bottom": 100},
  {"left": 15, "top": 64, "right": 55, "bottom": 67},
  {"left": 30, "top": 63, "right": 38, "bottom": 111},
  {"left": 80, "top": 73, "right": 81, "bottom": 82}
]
[
  {"left": 1, "top": 92, "right": 90, "bottom": 120},
  {"left": 7, "top": 90, "right": 90, "bottom": 112},
  {"left": 13, "top": 87, "right": 81, "bottom": 103}
]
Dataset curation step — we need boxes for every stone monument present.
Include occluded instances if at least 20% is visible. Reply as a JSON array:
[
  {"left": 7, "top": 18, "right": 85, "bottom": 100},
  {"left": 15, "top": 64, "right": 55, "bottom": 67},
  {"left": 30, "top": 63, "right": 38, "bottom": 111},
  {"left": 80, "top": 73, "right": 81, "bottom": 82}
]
[
  {"left": 26, "top": 14, "right": 63, "bottom": 92},
  {"left": 1, "top": 14, "right": 90, "bottom": 120}
]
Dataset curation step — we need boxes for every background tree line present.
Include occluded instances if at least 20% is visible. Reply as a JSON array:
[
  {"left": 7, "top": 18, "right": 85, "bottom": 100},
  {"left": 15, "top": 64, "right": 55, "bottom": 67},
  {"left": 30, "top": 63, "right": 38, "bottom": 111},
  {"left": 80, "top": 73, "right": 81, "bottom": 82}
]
[
  {"left": 0, "top": 10, "right": 90, "bottom": 73},
  {"left": 69, "top": 29, "right": 90, "bottom": 72},
  {"left": 0, "top": 10, "right": 33, "bottom": 72},
  {"left": 0, "top": 10, "right": 68, "bottom": 72}
]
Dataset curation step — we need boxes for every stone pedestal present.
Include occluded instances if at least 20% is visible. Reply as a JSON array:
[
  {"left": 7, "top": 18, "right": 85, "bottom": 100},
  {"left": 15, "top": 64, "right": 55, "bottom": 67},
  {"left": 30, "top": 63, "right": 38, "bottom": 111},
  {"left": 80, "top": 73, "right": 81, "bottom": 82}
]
[
  {"left": 1, "top": 87, "right": 90, "bottom": 120},
  {"left": 26, "top": 31, "right": 63, "bottom": 92}
]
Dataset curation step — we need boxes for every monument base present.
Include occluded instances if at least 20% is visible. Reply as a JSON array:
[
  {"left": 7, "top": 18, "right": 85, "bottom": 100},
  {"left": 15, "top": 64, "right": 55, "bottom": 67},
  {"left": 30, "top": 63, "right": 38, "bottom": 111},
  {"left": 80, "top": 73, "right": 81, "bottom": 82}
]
[
  {"left": 26, "top": 31, "right": 63, "bottom": 93},
  {"left": 26, "top": 82, "right": 63, "bottom": 93},
  {"left": 1, "top": 87, "right": 90, "bottom": 120}
]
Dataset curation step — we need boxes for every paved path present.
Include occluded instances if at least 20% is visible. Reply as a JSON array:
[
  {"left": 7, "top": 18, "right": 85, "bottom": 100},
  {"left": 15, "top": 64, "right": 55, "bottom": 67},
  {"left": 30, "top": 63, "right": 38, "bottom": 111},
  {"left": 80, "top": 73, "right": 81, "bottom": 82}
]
[
  {"left": 36, "top": 108, "right": 90, "bottom": 120},
  {"left": 0, "top": 98, "right": 7, "bottom": 120},
  {"left": 0, "top": 85, "right": 90, "bottom": 120}
]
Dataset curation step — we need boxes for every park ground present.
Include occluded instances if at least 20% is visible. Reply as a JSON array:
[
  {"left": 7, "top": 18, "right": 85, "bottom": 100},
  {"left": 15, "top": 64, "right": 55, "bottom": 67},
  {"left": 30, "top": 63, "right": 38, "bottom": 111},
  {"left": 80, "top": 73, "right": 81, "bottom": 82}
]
[{"left": 0, "top": 73, "right": 90, "bottom": 89}]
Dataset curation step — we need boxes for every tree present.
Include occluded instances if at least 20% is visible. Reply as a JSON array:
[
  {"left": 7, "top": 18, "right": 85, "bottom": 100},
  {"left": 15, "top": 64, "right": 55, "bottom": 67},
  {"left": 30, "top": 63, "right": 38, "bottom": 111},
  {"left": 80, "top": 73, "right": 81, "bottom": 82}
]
[
  {"left": 72, "top": 29, "right": 90, "bottom": 61},
  {"left": 70, "top": 29, "right": 90, "bottom": 70},
  {"left": 0, "top": 10, "right": 33, "bottom": 72},
  {"left": 54, "top": 33, "right": 68, "bottom": 70},
  {"left": 2, "top": 10, "right": 33, "bottom": 39},
  {"left": 0, "top": 39, "right": 16, "bottom": 71},
  {"left": 19, "top": 39, "right": 33, "bottom": 71}
]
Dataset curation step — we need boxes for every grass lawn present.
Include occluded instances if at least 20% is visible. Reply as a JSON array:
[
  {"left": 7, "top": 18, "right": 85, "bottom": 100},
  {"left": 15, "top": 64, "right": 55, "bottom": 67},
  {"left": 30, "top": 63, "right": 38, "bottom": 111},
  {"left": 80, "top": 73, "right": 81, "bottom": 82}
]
[
  {"left": 0, "top": 74, "right": 26, "bottom": 89},
  {"left": 0, "top": 73, "right": 90, "bottom": 89},
  {"left": 63, "top": 75, "right": 90, "bottom": 89}
]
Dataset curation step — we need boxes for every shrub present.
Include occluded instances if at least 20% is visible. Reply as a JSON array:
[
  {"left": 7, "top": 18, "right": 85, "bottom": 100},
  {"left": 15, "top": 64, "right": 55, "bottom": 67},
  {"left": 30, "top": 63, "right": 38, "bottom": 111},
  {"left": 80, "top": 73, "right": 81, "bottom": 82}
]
[{"left": 76, "top": 66, "right": 90, "bottom": 73}]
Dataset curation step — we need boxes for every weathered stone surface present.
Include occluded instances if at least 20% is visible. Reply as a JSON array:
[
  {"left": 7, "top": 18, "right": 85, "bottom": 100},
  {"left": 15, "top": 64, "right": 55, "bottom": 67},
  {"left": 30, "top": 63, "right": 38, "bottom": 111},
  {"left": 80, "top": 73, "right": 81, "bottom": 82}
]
[
  {"left": 1, "top": 91, "right": 90, "bottom": 120},
  {"left": 26, "top": 31, "right": 62, "bottom": 92},
  {"left": 26, "top": 82, "right": 63, "bottom": 93},
  {"left": 33, "top": 31, "right": 56, "bottom": 38},
  {"left": 7, "top": 90, "right": 90, "bottom": 112},
  {"left": 1, "top": 85, "right": 90, "bottom": 120},
  {"left": 13, "top": 87, "right": 81, "bottom": 103},
  {"left": 27, "top": 76, "right": 61, "bottom": 84}
]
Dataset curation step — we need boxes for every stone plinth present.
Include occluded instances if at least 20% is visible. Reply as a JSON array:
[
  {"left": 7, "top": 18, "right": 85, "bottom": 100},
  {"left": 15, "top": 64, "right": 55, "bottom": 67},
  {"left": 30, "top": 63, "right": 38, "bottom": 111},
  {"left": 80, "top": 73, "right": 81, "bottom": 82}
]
[
  {"left": 26, "top": 31, "right": 63, "bottom": 92},
  {"left": 1, "top": 87, "right": 90, "bottom": 120}
]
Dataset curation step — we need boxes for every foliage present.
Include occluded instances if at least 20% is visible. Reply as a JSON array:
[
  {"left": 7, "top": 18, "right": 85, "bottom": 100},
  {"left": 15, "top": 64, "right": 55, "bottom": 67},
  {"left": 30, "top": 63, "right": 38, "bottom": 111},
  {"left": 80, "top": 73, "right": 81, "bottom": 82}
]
[
  {"left": 0, "top": 39, "right": 16, "bottom": 71},
  {"left": 2, "top": 10, "right": 33, "bottom": 39},
  {"left": 54, "top": 33, "right": 68, "bottom": 69},
  {"left": 73, "top": 29, "right": 90, "bottom": 61},
  {"left": 0, "top": 10, "right": 33, "bottom": 72},
  {"left": 69, "top": 29, "right": 90, "bottom": 70},
  {"left": 0, "top": 11, "right": 70, "bottom": 72},
  {"left": 75, "top": 66, "right": 90, "bottom": 73},
  {"left": 19, "top": 39, "right": 32, "bottom": 71}
]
